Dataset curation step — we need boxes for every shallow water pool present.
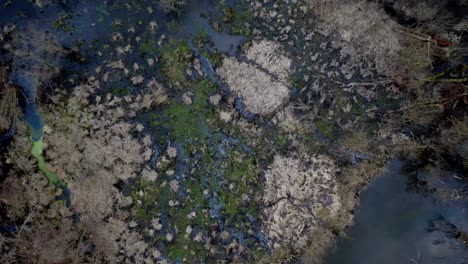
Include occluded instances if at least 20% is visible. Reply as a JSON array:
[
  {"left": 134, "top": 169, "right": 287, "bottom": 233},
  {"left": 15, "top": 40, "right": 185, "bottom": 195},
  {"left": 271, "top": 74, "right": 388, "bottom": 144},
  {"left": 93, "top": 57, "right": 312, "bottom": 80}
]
[{"left": 324, "top": 161, "right": 468, "bottom": 264}]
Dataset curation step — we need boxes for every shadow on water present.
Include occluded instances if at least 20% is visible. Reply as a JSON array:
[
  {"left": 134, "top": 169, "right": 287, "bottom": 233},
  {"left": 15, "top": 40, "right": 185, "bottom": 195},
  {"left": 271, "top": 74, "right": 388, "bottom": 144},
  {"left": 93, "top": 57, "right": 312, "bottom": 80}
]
[{"left": 324, "top": 160, "right": 468, "bottom": 264}]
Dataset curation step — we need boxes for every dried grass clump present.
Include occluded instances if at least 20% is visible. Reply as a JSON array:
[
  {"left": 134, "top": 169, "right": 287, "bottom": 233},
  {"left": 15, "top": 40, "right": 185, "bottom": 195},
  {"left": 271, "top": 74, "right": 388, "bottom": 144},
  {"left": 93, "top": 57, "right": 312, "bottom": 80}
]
[
  {"left": 305, "top": 0, "right": 453, "bottom": 83},
  {"left": 273, "top": 105, "right": 305, "bottom": 133},
  {"left": 245, "top": 40, "right": 292, "bottom": 81},
  {"left": 219, "top": 57, "right": 290, "bottom": 116},
  {"left": 439, "top": 117, "right": 468, "bottom": 150},
  {"left": 262, "top": 152, "right": 341, "bottom": 250},
  {"left": 296, "top": 159, "right": 388, "bottom": 264},
  {"left": 402, "top": 94, "right": 445, "bottom": 125},
  {"left": 138, "top": 78, "right": 168, "bottom": 110},
  {"left": 341, "top": 128, "right": 371, "bottom": 153},
  {"left": 307, "top": 0, "right": 407, "bottom": 76},
  {"left": 218, "top": 40, "right": 291, "bottom": 116}
]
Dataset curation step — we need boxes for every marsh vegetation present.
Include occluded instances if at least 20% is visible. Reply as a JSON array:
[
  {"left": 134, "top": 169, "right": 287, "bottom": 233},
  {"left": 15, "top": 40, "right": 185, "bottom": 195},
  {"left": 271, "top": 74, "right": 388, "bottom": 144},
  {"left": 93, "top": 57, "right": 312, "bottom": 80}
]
[{"left": 0, "top": 0, "right": 466, "bottom": 263}]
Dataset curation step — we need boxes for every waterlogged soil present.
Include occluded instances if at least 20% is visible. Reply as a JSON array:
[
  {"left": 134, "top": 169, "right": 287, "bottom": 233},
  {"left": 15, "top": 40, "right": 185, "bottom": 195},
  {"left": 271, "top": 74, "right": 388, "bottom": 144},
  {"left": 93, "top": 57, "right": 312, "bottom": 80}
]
[
  {"left": 1, "top": 0, "right": 269, "bottom": 262},
  {"left": 324, "top": 161, "right": 468, "bottom": 264},
  {"left": 1, "top": 0, "right": 467, "bottom": 263}
]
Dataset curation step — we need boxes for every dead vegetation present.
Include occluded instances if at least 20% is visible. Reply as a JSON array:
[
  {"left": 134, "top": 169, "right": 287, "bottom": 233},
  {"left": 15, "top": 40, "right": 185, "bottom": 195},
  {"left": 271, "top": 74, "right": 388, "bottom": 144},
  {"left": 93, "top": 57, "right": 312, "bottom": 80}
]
[
  {"left": 306, "top": 0, "right": 468, "bottom": 174},
  {"left": 306, "top": 0, "right": 466, "bottom": 85},
  {"left": 341, "top": 128, "right": 371, "bottom": 153},
  {"left": 218, "top": 39, "right": 291, "bottom": 116},
  {"left": 0, "top": 78, "right": 163, "bottom": 262},
  {"left": 262, "top": 152, "right": 341, "bottom": 250}
]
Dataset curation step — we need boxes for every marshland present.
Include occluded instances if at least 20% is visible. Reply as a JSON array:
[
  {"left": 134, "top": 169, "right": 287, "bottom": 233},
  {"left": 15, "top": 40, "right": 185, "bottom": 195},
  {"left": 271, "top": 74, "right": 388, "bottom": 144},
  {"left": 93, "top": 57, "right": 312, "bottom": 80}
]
[{"left": 0, "top": 0, "right": 467, "bottom": 263}]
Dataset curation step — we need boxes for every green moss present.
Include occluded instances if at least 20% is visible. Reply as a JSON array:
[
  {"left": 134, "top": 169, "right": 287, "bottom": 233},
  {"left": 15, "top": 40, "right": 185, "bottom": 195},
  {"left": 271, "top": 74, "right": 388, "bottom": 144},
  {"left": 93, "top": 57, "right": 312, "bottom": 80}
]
[
  {"left": 165, "top": 103, "right": 207, "bottom": 145},
  {"left": 148, "top": 79, "right": 217, "bottom": 152},
  {"left": 130, "top": 179, "right": 164, "bottom": 223},
  {"left": 159, "top": 39, "right": 193, "bottom": 87},
  {"left": 192, "top": 79, "right": 217, "bottom": 113},
  {"left": 165, "top": 232, "right": 208, "bottom": 262},
  {"left": 110, "top": 87, "right": 130, "bottom": 96},
  {"left": 213, "top": 4, "right": 252, "bottom": 36},
  {"left": 220, "top": 154, "right": 259, "bottom": 215},
  {"left": 139, "top": 39, "right": 158, "bottom": 56},
  {"left": 130, "top": 76, "right": 270, "bottom": 259}
]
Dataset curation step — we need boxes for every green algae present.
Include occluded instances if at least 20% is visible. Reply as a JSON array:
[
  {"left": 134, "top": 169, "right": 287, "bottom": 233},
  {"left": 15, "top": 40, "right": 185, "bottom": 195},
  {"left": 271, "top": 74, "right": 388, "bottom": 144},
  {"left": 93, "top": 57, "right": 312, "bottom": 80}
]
[{"left": 31, "top": 136, "right": 60, "bottom": 186}]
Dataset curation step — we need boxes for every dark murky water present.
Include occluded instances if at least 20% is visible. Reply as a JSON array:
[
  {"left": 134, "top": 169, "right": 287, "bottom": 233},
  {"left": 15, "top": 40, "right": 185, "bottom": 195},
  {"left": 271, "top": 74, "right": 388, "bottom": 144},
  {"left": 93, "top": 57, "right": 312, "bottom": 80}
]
[{"left": 325, "top": 161, "right": 468, "bottom": 264}]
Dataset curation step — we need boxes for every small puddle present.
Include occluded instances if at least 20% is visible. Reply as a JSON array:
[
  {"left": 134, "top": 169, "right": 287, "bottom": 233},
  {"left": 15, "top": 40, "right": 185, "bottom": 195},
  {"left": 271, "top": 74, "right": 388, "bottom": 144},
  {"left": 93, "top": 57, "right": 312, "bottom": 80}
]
[{"left": 324, "top": 160, "right": 468, "bottom": 264}]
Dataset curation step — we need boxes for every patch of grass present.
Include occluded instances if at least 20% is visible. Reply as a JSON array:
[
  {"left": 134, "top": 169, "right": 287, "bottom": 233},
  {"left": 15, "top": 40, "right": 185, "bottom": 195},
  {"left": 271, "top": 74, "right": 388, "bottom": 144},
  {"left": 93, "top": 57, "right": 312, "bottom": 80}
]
[
  {"left": 159, "top": 38, "right": 193, "bottom": 87},
  {"left": 222, "top": 7, "right": 235, "bottom": 23},
  {"left": 341, "top": 128, "right": 370, "bottom": 152},
  {"left": 148, "top": 79, "right": 217, "bottom": 152},
  {"left": 228, "top": 8, "right": 252, "bottom": 36},
  {"left": 165, "top": 232, "right": 208, "bottom": 262},
  {"left": 165, "top": 103, "right": 206, "bottom": 143}
]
